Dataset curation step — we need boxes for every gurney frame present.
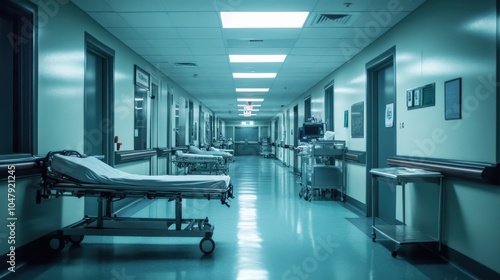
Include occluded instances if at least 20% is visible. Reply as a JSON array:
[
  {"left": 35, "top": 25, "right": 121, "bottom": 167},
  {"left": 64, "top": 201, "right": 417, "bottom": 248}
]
[
  {"left": 36, "top": 150, "right": 234, "bottom": 254},
  {"left": 173, "top": 151, "right": 229, "bottom": 175}
]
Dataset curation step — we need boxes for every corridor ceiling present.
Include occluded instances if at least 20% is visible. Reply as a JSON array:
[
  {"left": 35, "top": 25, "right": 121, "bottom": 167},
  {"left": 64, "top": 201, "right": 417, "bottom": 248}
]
[{"left": 71, "top": 0, "right": 426, "bottom": 122}]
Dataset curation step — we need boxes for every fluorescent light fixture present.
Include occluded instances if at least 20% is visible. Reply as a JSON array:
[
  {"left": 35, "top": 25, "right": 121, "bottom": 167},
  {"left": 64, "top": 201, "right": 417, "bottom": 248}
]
[
  {"left": 221, "top": 12, "right": 309, "bottom": 28},
  {"left": 238, "top": 104, "right": 261, "bottom": 107},
  {"left": 236, "top": 88, "right": 269, "bottom": 92},
  {"left": 134, "top": 98, "right": 144, "bottom": 101},
  {"left": 238, "top": 109, "right": 260, "bottom": 112},
  {"left": 233, "top": 73, "right": 277, "bottom": 78},
  {"left": 237, "top": 98, "right": 264, "bottom": 102},
  {"left": 229, "top": 55, "right": 286, "bottom": 63},
  {"left": 239, "top": 113, "right": 257, "bottom": 116}
]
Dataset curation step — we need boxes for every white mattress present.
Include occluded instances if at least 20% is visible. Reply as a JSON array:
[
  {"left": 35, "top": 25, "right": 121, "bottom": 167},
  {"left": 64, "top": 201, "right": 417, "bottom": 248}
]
[
  {"left": 51, "top": 154, "right": 230, "bottom": 189},
  {"left": 175, "top": 150, "right": 222, "bottom": 162},
  {"left": 188, "top": 146, "right": 232, "bottom": 158}
]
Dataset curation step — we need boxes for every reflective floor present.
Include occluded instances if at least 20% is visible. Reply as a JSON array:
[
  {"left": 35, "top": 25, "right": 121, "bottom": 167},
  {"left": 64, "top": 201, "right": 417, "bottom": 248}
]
[{"left": 5, "top": 156, "right": 474, "bottom": 280}]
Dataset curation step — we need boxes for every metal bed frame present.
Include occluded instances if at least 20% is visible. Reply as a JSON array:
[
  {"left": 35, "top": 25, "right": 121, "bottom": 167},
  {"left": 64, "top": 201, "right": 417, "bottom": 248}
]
[
  {"left": 36, "top": 150, "right": 234, "bottom": 254},
  {"left": 173, "top": 150, "right": 228, "bottom": 175}
]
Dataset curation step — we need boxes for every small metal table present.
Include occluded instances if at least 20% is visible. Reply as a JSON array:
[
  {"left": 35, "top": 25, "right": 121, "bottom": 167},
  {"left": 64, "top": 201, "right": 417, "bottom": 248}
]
[{"left": 370, "top": 167, "right": 443, "bottom": 257}]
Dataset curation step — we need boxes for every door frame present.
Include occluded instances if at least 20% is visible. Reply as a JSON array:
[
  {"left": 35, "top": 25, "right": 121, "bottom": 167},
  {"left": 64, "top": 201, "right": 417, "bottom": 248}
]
[
  {"left": 84, "top": 32, "right": 114, "bottom": 166},
  {"left": 366, "top": 46, "right": 396, "bottom": 216}
]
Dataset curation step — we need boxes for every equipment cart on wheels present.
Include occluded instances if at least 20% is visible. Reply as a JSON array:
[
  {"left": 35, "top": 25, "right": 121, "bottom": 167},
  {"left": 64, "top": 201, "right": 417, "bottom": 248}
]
[
  {"left": 299, "top": 140, "right": 346, "bottom": 202},
  {"left": 369, "top": 167, "right": 443, "bottom": 257},
  {"left": 260, "top": 137, "right": 272, "bottom": 158}
]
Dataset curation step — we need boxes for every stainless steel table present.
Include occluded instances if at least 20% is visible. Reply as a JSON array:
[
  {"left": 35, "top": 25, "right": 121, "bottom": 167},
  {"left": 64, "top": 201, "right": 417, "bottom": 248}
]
[{"left": 370, "top": 167, "right": 443, "bottom": 257}]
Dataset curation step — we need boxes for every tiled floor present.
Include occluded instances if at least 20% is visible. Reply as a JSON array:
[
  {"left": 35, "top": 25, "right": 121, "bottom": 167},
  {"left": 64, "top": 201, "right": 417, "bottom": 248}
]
[{"left": 4, "top": 156, "right": 474, "bottom": 279}]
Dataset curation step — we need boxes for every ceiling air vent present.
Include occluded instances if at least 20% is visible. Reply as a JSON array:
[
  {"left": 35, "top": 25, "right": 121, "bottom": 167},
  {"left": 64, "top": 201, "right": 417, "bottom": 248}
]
[
  {"left": 171, "top": 62, "right": 198, "bottom": 68},
  {"left": 307, "top": 13, "right": 353, "bottom": 27}
]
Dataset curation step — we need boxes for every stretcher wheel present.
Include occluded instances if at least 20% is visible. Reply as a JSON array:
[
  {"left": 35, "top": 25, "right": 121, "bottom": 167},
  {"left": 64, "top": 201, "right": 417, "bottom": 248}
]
[
  {"left": 371, "top": 233, "right": 376, "bottom": 242},
  {"left": 199, "top": 237, "right": 215, "bottom": 254},
  {"left": 391, "top": 251, "right": 398, "bottom": 258},
  {"left": 68, "top": 235, "right": 84, "bottom": 245},
  {"left": 304, "top": 189, "right": 312, "bottom": 202},
  {"left": 299, "top": 188, "right": 304, "bottom": 198},
  {"left": 49, "top": 236, "right": 65, "bottom": 252}
]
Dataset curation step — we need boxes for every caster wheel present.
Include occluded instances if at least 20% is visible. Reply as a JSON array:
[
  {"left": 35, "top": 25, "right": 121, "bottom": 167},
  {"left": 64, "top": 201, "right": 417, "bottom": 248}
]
[
  {"left": 299, "top": 189, "right": 303, "bottom": 198},
  {"left": 371, "top": 233, "right": 376, "bottom": 242},
  {"left": 200, "top": 237, "right": 215, "bottom": 254},
  {"left": 49, "top": 236, "right": 65, "bottom": 252},
  {"left": 68, "top": 235, "right": 84, "bottom": 245},
  {"left": 306, "top": 191, "right": 312, "bottom": 202},
  {"left": 391, "top": 251, "right": 398, "bottom": 258},
  {"left": 340, "top": 195, "right": 345, "bottom": 202}
]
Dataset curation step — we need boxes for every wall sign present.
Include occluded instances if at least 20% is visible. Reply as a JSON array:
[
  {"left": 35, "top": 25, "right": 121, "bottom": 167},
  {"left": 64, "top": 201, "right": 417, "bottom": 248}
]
[
  {"left": 135, "top": 65, "right": 150, "bottom": 89},
  {"left": 445, "top": 78, "right": 462, "bottom": 120},
  {"left": 406, "top": 83, "right": 435, "bottom": 110},
  {"left": 351, "top": 101, "right": 364, "bottom": 138},
  {"left": 385, "top": 103, "right": 394, "bottom": 127}
]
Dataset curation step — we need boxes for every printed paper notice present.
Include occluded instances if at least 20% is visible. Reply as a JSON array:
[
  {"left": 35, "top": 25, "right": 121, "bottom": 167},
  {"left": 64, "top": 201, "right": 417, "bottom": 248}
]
[{"left": 385, "top": 103, "right": 394, "bottom": 128}]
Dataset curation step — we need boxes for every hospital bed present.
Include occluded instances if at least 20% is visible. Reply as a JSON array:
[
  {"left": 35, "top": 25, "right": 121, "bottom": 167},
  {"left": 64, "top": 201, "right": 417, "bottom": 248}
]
[
  {"left": 173, "top": 150, "right": 228, "bottom": 175},
  {"left": 36, "top": 150, "right": 234, "bottom": 254},
  {"left": 189, "top": 145, "right": 235, "bottom": 163},
  {"left": 208, "top": 146, "right": 234, "bottom": 156}
]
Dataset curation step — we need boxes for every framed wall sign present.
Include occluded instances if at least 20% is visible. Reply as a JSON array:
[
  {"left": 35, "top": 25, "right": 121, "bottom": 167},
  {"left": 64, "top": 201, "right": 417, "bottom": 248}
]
[
  {"left": 444, "top": 78, "right": 461, "bottom": 120},
  {"left": 135, "top": 65, "right": 150, "bottom": 89}
]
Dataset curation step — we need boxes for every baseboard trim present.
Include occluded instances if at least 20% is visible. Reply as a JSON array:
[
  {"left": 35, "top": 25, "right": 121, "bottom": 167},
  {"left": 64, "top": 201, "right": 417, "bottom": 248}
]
[
  {"left": 440, "top": 245, "right": 500, "bottom": 279},
  {"left": 342, "top": 196, "right": 499, "bottom": 279}
]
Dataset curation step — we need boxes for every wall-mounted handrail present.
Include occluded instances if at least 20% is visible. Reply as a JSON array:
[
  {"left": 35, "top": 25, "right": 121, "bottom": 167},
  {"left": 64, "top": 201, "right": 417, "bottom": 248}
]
[
  {"left": 345, "top": 150, "right": 366, "bottom": 164},
  {"left": 387, "top": 156, "right": 500, "bottom": 186},
  {"left": 0, "top": 154, "right": 43, "bottom": 179},
  {"left": 156, "top": 147, "right": 172, "bottom": 157},
  {"left": 115, "top": 149, "right": 157, "bottom": 164}
]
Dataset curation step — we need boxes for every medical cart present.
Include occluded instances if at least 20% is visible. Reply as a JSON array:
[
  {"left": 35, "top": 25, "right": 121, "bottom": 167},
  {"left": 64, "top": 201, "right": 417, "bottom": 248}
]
[
  {"left": 299, "top": 140, "right": 346, "bottom": 201},
  {"left": 260, "top": 137, "right": 272, "bottom": 158},
  {"left": 370, "top": 167, "right": 443, "bottom": 257}
]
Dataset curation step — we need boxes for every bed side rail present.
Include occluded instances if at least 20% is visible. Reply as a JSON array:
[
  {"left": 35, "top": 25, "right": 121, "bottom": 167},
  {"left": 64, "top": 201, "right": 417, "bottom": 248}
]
[{"left": 37, "top": 150, "right": 85, "bottom": 203}]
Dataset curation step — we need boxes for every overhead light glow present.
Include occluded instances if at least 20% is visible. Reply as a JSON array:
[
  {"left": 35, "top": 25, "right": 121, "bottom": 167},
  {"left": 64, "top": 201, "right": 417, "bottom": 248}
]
[
  {"left": 238, "top": 109, "right": 260, "bottom": 112},
  {"left": 229, "top": 55, "right": 286, "bottom": 63},
  {"left": 237, "top": 98, "right": 264, "bottom": 102},
  {"left": 236, "top": 88, "right": 269, "bottom": 92},
  {"left": 239, "top": 113, "right": 257, "bottom": 117},
  {"left": 233, "top": 73, "right": 277, "bottom": 78},
  {"left": 238, "top": 104, "right": 261, "bottom": 107},
  {"left": 241, "top": 121, "right": 255, "bottom": 126},
  {"left": 221, "top": 12, "right": 309, "bottom": 28}
]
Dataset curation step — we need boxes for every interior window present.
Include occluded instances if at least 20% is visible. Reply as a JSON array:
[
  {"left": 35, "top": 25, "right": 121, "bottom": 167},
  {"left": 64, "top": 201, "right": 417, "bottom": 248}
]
[{"left": 0, "top": 1, "right": 35, "bottom": 155}]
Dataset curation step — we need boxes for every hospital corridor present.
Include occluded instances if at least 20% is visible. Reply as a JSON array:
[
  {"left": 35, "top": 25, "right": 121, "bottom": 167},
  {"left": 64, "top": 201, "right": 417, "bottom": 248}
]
[
  {"left": 1, "top": 0, "right": 500, "bottom": 279},
  {"left": 1, "top": 156, "right": 473, "bottom": 280}
]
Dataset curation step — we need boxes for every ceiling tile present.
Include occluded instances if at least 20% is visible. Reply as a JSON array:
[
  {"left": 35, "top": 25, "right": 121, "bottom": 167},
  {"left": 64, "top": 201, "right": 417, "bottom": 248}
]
[
  {"left": 146, "top": 38, "right": 188, "bottom": 48},
  {"left": 190, "top": 48, "right": 227, "bottom": 55},
  {"left": 184, "top": 38, "right": 225, "bottom": 48},
  {"left": 72, "top": 0, "right": 114, "bottom": 12},
  {"left": 177, "top": 28, "right": 223, "bottom": 39},
  {"left": 158, "top": 0, "right": 219, "bottom": 12},
  {"left": 134, "top": 27, "right": 180, "bottom": 39},
  {"left": 106, "top": 28, "right": 143, "bottom": 39},
  {"left": 167, "top": 12, "right": 220, "bottom": 28},
  {"left": 104, "top": 0, "right": 165, "bottom": 12},
  {"left": 87, "top": 12, "right": 130, "bottom": 28},
  {"left": 119, "top": 12, "right": 173, "bottom": 28}
]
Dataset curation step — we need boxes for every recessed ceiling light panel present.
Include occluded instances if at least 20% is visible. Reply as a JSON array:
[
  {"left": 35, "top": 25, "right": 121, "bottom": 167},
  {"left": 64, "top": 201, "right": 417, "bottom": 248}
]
[
  {"left": 233, "top": 73, "right": 277, "bottom": 78},
  {"left": 236, "top": 88, "right": 269, "bottom": 92},
  {"left": 229, "top": 55, "right": 286, "bottom": 63},
  {"left": 221, "top": 12, "right": 309, "bottom": 28}
]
